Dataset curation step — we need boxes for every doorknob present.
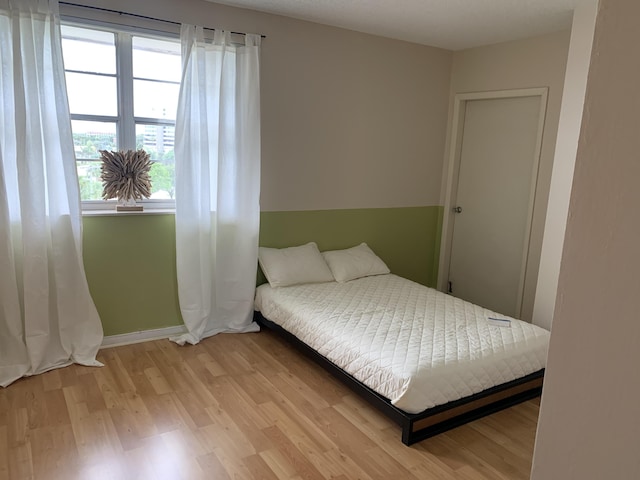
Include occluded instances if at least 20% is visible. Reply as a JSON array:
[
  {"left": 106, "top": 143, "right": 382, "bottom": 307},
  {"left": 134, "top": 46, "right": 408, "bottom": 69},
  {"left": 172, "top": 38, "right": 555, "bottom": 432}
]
[{"left": 452, "top": 206, "right": 462, "bottom": 213}]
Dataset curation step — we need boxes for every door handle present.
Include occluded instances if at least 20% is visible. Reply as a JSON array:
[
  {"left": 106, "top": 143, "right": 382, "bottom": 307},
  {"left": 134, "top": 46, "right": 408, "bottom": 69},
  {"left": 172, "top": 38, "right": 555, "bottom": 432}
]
[{"left": 452, "top": 206, "right": 462, "bottom": 213}]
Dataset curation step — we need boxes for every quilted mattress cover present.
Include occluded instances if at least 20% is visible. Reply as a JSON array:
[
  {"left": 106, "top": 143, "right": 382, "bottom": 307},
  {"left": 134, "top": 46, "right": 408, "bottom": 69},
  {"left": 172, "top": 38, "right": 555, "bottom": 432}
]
[{"left": 255, "top": 274, "right": 550, "bottom": 414}]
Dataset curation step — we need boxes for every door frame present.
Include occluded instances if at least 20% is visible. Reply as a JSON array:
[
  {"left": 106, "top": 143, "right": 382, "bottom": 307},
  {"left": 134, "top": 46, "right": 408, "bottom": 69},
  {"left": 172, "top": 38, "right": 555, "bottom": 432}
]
[{"left": 437, "top": 88, "right": 548, "bottom": 318}]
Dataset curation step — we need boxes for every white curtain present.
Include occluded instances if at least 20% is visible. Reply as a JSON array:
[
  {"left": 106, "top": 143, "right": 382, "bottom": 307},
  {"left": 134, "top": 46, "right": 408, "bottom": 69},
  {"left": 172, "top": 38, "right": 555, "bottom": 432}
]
[
  {"left": 0, "top": 0, "right": 103, "bottom": 387},
  {"left": 172, "top": 25, "right": 261, "bottom": 345}
]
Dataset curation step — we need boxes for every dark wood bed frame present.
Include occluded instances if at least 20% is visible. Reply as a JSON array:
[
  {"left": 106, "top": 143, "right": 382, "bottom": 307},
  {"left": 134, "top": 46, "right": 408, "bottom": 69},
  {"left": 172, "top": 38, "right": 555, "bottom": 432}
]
[{"left": 254, "top": 311, "right": 544, "bottom": 446}]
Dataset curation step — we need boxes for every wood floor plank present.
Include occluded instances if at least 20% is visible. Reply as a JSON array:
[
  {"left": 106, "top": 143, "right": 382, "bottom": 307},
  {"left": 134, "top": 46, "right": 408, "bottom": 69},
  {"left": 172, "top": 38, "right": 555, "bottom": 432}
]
[
  {"left": 0, "top": 425, "right": 9, "bottom": 479},
  {"left": 99, "top": 349, "right": 136, "bottom": 395},
  {"left": 29, "top": 425, "right": 77, "bottom": 480},
  {"left": 174, "top": 387, "right": 215, "bottom": 429},
  {"left": 261, "top": 425, "right": 326, "bottom": 480},
  {"left": 7, "top": 406, "right": 28, "bottom": 448},
  {"left": 364, "top": 445, "right": 419, "bottom": 479},
  {"left": 196, "top": 451, "right": 233, "bottom": 480},
  {"left": 140, "top": 391, "right": 185, "bottom": 434},
  {"left": 209, "top": 446, "right": 255, "bottom": 480},
  {"left": 40, "top": 369, "right": 62, "bottom": 393},
  {"left": 242, "top": 453, "right": 281, "bottom": 480},
  {"left": 7, "top": 443, "right": 33, "bottom": 480},
  {"left": 445, "top": 426, "right": 532, "bottom": 479},
  {"left": 259, "top": 448, "right": 300, "bottom": 479},
  {"left": 424, "top": 432, "right": 519, "bottom": 480},
  {"left": 314, "top": 405, "right": 378, "bottom": 453},
  {"left": 321, "top": 447, "right": 375, "bottom": 480},
  {"left": 206, "top": 376, "right": 273, "bottom": 451},
  {"left": 468, "top": 411, "right": 537, "bottom": 461},
  {"left": 0, "top": 330, "right": 541, "bottom": 479},
  {"left": 258, "top": 400, "right": 334, "bottom": 455}
]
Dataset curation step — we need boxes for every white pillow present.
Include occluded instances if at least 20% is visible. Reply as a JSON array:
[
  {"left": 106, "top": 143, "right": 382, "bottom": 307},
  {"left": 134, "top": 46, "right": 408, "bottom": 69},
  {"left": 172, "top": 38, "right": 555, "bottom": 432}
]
[
  {"left": 322, "top": 243, "right": 390, "bottom": 283},
  {"left": 258, "top": 242, "right": 335, "bottom": 287}
]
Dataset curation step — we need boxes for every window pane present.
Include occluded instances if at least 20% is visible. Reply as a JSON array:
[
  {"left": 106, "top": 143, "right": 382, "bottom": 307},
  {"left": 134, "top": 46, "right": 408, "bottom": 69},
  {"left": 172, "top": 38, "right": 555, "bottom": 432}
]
[
  {"left": 72, "top": 120, "right": 117, "bottom": 160},
  {"left": 132, "top": 36, "right": 181, "bottom": 82},
  {"left": 134, "top": 79, "right": 179, "bottom": 120},
  {"left": 136, "top": 124, "right": 175, "bottom": 199},
  {"left": 66, "top": 72, "right": 117, "bottom": 116},
  {"left": 61, "top": 25, "right": 116, "bottom": 74},
  {"left": 77, "top": 160, "right": 104, "bottom": 201}
]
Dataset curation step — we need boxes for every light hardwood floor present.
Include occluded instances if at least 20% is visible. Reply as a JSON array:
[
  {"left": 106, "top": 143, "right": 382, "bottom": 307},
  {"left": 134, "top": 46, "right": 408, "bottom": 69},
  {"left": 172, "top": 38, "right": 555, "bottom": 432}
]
[{"left": 0, "top": 330, "right": 540, "bottom": 480}]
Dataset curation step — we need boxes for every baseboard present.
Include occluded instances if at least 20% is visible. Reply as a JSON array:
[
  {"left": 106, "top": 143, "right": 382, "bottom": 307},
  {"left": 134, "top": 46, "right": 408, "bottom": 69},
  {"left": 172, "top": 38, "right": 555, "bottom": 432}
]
[{"left": 101, "top": 325, "right": 187, "bottom": 349}]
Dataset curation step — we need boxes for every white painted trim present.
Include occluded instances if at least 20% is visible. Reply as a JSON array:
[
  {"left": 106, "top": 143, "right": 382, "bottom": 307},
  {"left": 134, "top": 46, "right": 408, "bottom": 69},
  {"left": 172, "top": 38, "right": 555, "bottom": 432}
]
[
  {"left": 531, "top": 2, "right": 598, "bottom": 331},
  {"left": 515, "top": 88, "right": 548, "bottom": 317},
  {"left": 438, "top": 87, "right": 548, "bottom": 319},
  {"left": 454, "top": 88, "right": 547, "bottom": 102},
  {"left": 100, "top": 325, "right": 187, "bottom": 349},
  {"left": 438, "top": 92, "right": 465, "bottom": 291}
]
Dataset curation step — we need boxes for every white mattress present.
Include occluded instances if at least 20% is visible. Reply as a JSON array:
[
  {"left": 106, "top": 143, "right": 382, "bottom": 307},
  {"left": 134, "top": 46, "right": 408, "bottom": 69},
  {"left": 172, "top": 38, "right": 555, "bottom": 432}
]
[{"left": 255, "top": 274, "right": 550, "bottom": 414}]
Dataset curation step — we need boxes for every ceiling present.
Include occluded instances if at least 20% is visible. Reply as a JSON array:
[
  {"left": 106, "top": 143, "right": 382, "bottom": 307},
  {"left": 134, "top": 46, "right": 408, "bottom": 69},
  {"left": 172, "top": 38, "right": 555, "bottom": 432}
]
[{"left": 208, "top": 0, "right": 581, "bottom": 50}]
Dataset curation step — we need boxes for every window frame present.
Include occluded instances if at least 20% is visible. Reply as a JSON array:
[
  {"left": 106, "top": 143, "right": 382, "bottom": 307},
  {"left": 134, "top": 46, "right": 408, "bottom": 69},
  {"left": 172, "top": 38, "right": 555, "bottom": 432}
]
[{"left": 61, "top": 19, "right": 180, "bottom": 212}]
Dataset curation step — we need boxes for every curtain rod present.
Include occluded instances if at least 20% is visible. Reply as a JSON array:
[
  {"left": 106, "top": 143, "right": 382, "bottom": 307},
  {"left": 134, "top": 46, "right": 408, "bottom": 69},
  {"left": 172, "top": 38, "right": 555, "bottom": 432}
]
[{"left": 59, "top": 2, "right": 266, "bottom": 38}]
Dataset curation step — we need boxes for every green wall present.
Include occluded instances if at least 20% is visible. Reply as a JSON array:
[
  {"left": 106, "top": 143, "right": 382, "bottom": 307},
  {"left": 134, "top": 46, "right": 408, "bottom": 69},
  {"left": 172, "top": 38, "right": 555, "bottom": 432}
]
[
  {"left": 83, "top": 214, "right": 182, "bottom": 336},
  {"left": 83, "top": 206, "right": 443, "bottom": 336},
  {"left": 259, "top": 207, "right": 443, "bottom": 287}
]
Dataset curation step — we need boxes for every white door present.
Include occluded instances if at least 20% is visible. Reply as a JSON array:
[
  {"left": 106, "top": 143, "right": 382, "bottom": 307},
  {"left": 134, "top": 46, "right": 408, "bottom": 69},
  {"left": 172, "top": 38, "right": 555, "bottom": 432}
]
[{"left": 447, "top": 94, "right": 545, "bottom": 318}]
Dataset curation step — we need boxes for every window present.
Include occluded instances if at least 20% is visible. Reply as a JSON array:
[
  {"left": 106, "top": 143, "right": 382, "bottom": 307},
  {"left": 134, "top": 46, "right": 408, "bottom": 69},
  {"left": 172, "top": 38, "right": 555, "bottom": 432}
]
[{"left": 61, "top": 24, "right": 181, "bottom": 207}]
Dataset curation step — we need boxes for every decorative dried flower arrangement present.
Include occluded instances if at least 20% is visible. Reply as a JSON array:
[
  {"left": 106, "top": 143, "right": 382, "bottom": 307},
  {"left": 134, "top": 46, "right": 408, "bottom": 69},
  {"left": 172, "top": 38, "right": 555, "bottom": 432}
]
[{"left": 99, "top": 149, "right": 153, "bottom": 211}]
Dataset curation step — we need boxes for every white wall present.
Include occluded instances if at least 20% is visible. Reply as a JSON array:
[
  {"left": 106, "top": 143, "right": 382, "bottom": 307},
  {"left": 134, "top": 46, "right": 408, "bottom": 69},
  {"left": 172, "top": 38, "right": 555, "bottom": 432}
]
[
  {"left": 531, "top": 0, "right": 640, "bottom": 478},
  {"left": 62, "top": 0, "right": 452, "bottom": 213},
  {"left": 532, "top": 1, "right": 598, "bottom": 330}
]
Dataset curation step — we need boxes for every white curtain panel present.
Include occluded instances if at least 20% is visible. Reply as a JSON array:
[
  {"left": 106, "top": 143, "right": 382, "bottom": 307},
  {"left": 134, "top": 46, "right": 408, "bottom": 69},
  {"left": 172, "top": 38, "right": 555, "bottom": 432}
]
[
  {"left": 0, "top": 0, "right": 103, "bottom": 387},
  {"left": 173, "top": 25, "right": 262, "bottom": 345}
]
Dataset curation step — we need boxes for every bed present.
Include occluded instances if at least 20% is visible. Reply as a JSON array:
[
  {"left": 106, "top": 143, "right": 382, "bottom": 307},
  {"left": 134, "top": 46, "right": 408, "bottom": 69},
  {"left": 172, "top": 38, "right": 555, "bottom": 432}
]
[{"left": 254, "top": 242, "right": 550, "bottom": 445}]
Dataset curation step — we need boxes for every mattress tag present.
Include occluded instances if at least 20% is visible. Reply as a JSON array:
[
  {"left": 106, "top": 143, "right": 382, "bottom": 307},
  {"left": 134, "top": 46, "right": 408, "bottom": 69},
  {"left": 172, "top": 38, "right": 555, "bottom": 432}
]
[{"left": 487, "top": 317, "right": 512, "bottom": 328}]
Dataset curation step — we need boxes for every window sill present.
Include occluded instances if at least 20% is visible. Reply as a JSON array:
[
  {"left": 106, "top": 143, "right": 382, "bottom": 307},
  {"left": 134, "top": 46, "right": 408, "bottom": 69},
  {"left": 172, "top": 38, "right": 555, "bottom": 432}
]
[{"left": 82, "top": 208, "right": 175, "bottom": 217}]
